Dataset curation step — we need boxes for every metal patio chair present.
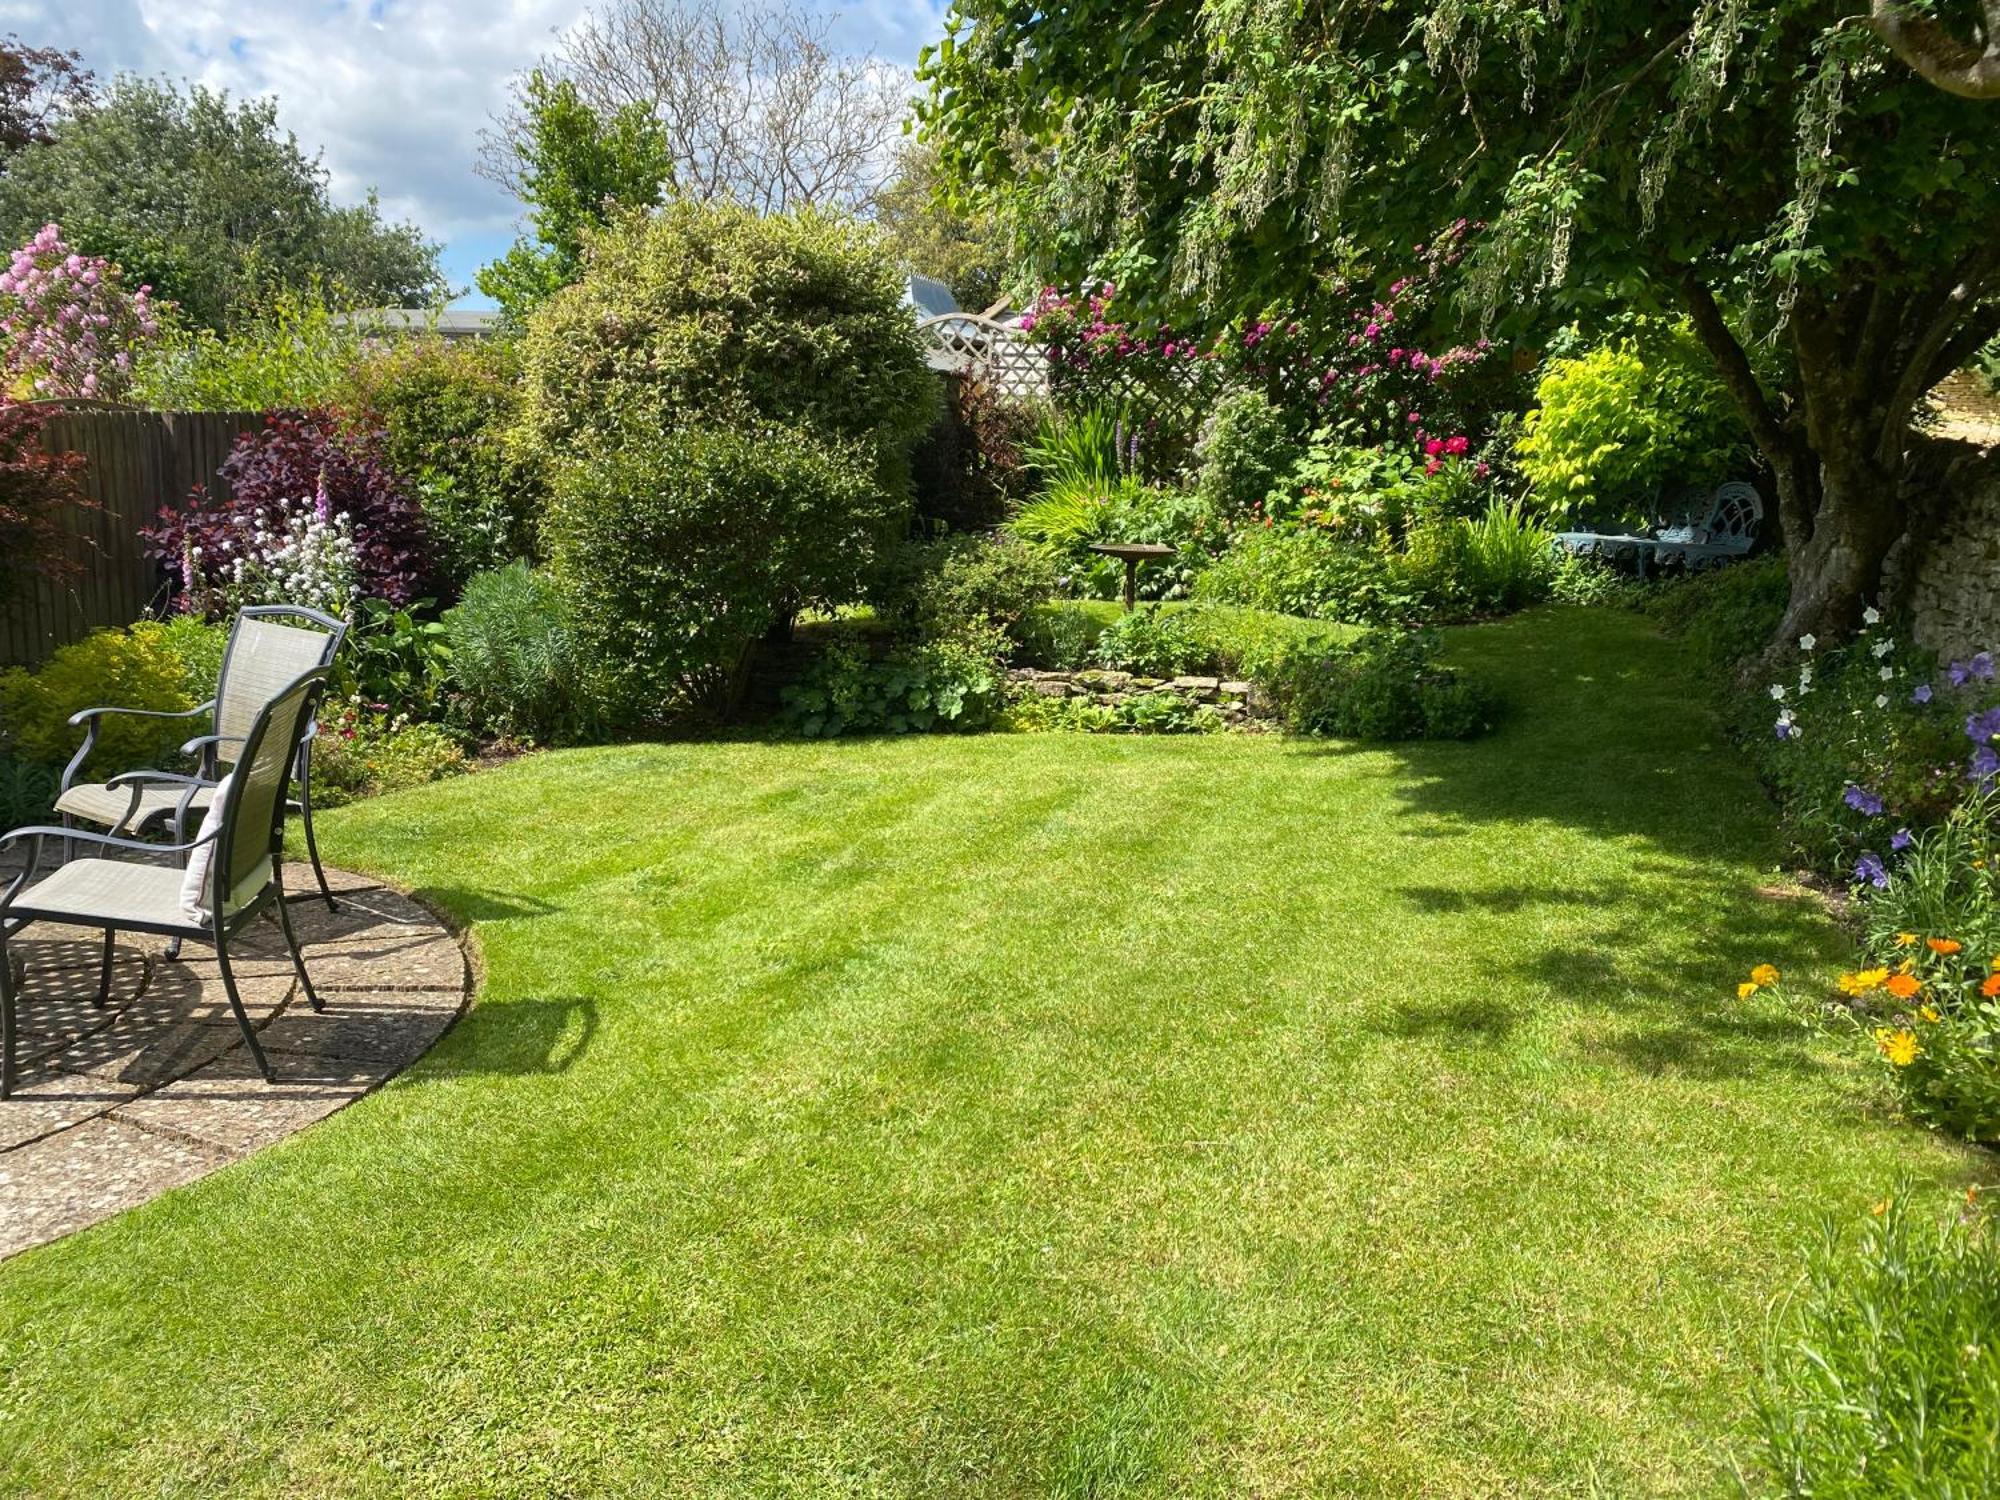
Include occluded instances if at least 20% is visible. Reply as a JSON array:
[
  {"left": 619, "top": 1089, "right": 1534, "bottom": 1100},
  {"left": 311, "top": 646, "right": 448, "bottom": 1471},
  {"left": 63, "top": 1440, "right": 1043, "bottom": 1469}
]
[
  {"left": 0, "top": 667, "right": 331, "bottom": 1098},
  {"left": 54, "top": 605, "right": 348, "bottom": 914}
]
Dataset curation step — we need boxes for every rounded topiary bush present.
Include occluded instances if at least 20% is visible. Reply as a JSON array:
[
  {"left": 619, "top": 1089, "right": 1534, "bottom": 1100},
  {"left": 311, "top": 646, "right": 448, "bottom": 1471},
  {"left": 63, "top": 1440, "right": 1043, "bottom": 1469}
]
[
  {"left": 546, "top": 424, "right": 894, "bottom": 727},
  {"left": 515, "top": 202, "right": 939, "bottom": 487}
]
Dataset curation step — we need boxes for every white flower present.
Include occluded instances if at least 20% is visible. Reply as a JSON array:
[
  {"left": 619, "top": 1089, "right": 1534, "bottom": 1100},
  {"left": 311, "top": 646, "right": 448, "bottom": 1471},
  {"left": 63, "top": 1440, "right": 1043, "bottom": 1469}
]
[
  {"left": 1880, "top": 666, "right": 1894, "bottom": 681},
  {"left": 1799, "top": 665, "right": 1814, "bottom": 689},
  {"left": 1872, "top": 640, "right": 1893, "bottom": 658},
  {"left": 1799, "top": 634, "right": 1817, "bottom": 652},
  {"left": 1778, "top": 708, "right": 1795, "bottom": 724},
  {"left": 1875, "top": 694, "right": 1890, "bottom": 709},
  {"left": 1863, "top": 606, "right": 1882, "bottom": 626},
  {"left": 1769, "top": 684, "right": 1787, "bottom": 701}
]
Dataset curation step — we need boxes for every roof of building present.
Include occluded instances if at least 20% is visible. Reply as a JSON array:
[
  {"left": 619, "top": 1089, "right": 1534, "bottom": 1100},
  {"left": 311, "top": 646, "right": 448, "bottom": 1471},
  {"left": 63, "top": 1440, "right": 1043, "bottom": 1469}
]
[{"left": 334, "top": 308, "right": 499, "bottom": 340}]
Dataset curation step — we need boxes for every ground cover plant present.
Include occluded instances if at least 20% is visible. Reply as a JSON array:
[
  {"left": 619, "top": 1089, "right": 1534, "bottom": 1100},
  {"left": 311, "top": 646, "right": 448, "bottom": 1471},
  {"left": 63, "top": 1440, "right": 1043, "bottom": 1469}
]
[{"left": 0, "top": 608, "right": 1978, "bottom": 1496}]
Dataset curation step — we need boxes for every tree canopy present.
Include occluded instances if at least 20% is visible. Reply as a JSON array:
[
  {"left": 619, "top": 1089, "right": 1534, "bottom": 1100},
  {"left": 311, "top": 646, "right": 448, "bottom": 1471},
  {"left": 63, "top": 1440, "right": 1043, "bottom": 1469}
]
[
  {"left": 920, "top": 0, "right": 2000, "bottom": 646},
  {"left": 0, "top": 76, "right": 443, "bottom": 331}
]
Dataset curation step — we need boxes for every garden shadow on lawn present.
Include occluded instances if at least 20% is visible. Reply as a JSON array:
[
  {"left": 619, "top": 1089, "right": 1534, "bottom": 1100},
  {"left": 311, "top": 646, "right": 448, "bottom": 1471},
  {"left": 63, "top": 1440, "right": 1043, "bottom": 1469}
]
[{"left": 421, "top": 993, "right": 599, "bottom": 1079}]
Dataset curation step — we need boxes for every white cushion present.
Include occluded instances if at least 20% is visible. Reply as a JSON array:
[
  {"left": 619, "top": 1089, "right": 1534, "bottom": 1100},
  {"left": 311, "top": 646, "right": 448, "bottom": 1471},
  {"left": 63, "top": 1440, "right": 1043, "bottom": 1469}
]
[{"left": 179, "top": 773, "right": 231, "bottom": 923}]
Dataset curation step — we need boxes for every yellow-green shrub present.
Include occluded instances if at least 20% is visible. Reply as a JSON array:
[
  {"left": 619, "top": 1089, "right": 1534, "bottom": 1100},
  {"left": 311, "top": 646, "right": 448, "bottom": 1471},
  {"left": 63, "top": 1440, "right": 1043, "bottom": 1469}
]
[{"left": 0, "top": 618, "right": 226, "bottom": 775}]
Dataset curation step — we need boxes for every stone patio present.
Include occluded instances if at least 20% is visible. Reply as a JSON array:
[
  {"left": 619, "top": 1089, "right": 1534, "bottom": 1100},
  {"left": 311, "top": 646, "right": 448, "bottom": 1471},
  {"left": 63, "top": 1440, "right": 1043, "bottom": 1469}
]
[{"left": 0, "top": 863, "right": 469, "bottom": 1259}]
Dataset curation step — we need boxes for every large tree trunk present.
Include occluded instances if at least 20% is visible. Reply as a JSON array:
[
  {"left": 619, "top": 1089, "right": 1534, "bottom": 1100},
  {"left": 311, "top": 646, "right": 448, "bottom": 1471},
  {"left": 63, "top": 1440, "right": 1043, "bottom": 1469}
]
[{"left": 1676, "top": 271, "right": 1998, "bottom": 668}]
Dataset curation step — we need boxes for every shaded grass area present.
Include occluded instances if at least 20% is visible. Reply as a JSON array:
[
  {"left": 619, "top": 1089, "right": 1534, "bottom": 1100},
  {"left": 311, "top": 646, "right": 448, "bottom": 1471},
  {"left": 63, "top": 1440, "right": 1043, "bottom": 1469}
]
[{"left": 0, "top": 607, "right": 1978, "bottom": 1496}]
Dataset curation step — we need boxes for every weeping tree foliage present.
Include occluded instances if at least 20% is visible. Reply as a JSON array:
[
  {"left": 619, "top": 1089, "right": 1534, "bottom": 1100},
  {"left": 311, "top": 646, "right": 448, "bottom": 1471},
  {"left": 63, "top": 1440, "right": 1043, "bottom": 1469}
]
[{"left": 919, "top": 1, "right": 2000, "bottom": 650}]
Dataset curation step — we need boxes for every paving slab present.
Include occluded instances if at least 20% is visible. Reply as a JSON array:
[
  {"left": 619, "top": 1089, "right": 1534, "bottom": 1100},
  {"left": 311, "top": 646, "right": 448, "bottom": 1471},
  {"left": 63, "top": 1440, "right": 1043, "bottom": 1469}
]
[{"left": 0, "top": 864, "right": 467, "bottom": 1259}]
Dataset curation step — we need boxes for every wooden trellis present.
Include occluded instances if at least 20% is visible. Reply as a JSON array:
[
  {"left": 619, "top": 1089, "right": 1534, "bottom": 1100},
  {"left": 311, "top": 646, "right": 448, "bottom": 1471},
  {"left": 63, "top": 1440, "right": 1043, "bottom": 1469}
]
[{"left": 919, "top": 313, "right": 1049, "bottom": 400}]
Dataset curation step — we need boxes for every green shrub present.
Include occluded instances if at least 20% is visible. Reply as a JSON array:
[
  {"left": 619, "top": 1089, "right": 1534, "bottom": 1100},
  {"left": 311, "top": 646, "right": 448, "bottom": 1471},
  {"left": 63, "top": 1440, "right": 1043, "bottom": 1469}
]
[
  {"left": 336, "top": 338, "right": 540, "bottom": 587},
  {"left": 312, "top": 695, "right": 468, "bottom": 806},
  {"left": 0, "top": 619, "right": 224, "bottom": 775},
  {"left": 1269, "top": 628, "right": 1494, "bottom": 740},
  {"left": 1399, "top": 498, "right": 1556, "bottom": 619},
  {"left": 443, "top": 561, "right": 593, "bottom": 744},
  {"left": 1092, "top": 606, "right": 1208, "bottom": 677},
  {"left": 780, "top": 630, "right": 1004, "bottom": 737},
  {"left": 1516, "top": 323, "right": 1750, "bottom": 522},
  {"left": 515, "top": 202, "right": 937, "bottom": 493},
  {"left": 0, "top": 751, "right": 58, "bottom": 828},
  {"left": 1548, "top": 552, "right": 1646, "bottom": 607},
  {"left": 130, "top": 288, "right": 367, "bottom": 411},
  {"left": 874, "top": 533, "right": 1056, "bottom": 643},
  {"left": 1648, "top": 555, "right": 1789, "bottom": 676},
  {"left": 1748, "top": 1191, "right": 2000, "bottom": 1497},
  {"left": 1003, "top": 688, "right": 1224, "bottom": 735},
  {"left": 1194, "top": 525, "right": 1420, "bottom": 624},
  {"left": 1016, "top": 602, "right": 1099, "bottom": 670},
  {"left": 1194, "top": 389, "right": 1298, "bottom": 523},
  {"left": 547, "top": 424, "right": 894, "bottom": 726}
]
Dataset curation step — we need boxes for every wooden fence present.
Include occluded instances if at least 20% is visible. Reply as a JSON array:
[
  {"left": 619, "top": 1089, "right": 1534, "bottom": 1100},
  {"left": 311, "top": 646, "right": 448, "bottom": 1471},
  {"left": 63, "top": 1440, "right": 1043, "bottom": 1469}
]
[{"left": 0, "top": 406, "right": 264, "bottom": 668}]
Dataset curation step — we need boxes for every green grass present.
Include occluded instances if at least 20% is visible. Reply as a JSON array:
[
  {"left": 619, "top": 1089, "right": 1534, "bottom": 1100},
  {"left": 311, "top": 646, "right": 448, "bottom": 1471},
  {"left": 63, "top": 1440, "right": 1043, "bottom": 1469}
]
[{"left": 0, "top": 607, "right": 1980, "bottom": 1496}]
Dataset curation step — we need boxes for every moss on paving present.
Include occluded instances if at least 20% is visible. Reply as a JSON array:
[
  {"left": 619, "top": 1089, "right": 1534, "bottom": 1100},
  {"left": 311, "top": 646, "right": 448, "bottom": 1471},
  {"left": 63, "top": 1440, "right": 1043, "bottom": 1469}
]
[{"left": 0, "top": 606, "right": 1977, "bottom": 1496}]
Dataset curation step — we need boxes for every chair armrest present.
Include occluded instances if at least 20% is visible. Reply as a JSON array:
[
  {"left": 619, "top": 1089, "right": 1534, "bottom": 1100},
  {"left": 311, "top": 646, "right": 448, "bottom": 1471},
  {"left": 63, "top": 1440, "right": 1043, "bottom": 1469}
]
[
  {"left": 59, "top": 700, "right": 216, "bottom": 795},
  {"left": 0, "top": 823, "right": 214, "bottom": 858},
  {"left": 66, "top": 699, "right": 214, "bottom": 729},
  {"left": 176, "top": 732, "right": 242, "bottom": 760},
  {"left": 104, "top": 769, "right": 216, "bottom": 790}
]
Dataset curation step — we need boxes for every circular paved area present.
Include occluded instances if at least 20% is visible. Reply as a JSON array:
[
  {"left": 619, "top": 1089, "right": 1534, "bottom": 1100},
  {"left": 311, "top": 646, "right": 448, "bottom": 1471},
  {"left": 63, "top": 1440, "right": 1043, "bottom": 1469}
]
[{"left": 0, "top": 864, "right": 469, "bottom": 1260}]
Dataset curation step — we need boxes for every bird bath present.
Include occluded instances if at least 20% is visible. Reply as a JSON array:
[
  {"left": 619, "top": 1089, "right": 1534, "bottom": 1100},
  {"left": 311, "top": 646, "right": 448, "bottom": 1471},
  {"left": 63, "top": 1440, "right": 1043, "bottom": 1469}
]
[{"left": 1087, "top": 543, "right": 1176, "bottom": 611}]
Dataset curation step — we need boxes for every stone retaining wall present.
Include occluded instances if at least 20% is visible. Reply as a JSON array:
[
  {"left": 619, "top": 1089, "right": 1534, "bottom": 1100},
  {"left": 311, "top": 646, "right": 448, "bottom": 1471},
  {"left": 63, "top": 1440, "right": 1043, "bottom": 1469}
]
[
  {"left": 1009, "top": 668, "right": 1275, "bottom": 725},
  {"left": 1887, "top": 435, "right": 2000, "bottom": 663}
]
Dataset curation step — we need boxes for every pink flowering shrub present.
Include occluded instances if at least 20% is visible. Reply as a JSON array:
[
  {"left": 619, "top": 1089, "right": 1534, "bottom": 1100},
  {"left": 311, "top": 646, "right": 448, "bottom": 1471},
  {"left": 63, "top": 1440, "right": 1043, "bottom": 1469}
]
[
  {"left": 1019, "top": 220, "right": 1501, "bottom": 463},
  {"left": 0, "top": 224, "right": 161, "bottom": 401}
]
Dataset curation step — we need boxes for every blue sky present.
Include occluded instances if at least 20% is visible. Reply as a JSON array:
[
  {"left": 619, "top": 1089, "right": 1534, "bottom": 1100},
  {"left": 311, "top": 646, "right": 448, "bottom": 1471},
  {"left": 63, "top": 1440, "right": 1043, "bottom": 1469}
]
[{"left": 1, "top": 0, "right": 944, "bottom": 305}]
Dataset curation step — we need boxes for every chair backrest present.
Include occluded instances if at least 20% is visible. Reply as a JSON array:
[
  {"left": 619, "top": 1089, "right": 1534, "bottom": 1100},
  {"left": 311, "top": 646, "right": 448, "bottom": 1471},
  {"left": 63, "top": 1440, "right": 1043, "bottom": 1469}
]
[
  {"left": 213, "top": 605, "right": 348, "bottom": 767},
  {"left": 1701, "top": 481, "right": 1764, "bottom": 551},
  {"left": 212, "top": 667, "right": 329, "bottom": 915}
]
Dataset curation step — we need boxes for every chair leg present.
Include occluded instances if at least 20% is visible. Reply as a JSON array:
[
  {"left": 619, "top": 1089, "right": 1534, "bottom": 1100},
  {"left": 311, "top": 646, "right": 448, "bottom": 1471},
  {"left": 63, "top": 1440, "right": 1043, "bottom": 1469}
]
[
  {"left": 274, "top": 883, "right": 324, "bottom": 1013},
  {"left": 95, "top": 929, "right": 115, "bottom": 1008},
  {"left": 1, "top": 934, "right": 15, "bottom": 1100},
  {"left": 299, "top": 751, "right": 337, "bottom": 913},
  {"left": 163, "top": 936, "right": 183, "bottom": 962},
  {"left": 214, "top": 925, "right": 275, "bottom": 1083}
]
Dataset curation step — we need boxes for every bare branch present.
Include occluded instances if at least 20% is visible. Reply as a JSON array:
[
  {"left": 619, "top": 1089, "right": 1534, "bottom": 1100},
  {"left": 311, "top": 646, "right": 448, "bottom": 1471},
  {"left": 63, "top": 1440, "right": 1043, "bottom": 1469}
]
[
  {"left": 1869, "top": 0, "right": 2000, "bottom": 100},
  {"left": 487, "top": 0, "right": 909, "bottom": 217}
]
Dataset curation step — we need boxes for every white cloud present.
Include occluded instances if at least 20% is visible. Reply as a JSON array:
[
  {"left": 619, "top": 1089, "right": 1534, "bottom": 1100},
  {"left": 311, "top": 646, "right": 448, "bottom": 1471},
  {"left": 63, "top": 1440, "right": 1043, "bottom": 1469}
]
[{"left": 1, "top": 0, "right": 938, "bottom": 300}]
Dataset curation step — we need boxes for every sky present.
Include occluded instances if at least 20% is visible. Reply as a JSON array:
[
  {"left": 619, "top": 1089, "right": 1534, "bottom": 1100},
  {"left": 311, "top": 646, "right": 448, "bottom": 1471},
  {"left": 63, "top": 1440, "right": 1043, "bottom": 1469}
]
[{"left": 1, "top": 0, "right": 945, "bottom": 306}]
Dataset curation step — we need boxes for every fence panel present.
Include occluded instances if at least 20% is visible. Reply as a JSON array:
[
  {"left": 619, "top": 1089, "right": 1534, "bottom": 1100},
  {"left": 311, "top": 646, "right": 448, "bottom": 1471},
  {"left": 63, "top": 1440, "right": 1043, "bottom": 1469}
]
[{"left": 0, "top": 406, "right": 264, "bottom": 668}]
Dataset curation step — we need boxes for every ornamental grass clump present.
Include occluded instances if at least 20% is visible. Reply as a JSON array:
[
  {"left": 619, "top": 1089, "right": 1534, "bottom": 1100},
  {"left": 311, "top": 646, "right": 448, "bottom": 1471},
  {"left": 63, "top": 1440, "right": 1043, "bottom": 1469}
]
[{"left": 1747, "top": 1189, "right": 2000, "bottom": 1497}]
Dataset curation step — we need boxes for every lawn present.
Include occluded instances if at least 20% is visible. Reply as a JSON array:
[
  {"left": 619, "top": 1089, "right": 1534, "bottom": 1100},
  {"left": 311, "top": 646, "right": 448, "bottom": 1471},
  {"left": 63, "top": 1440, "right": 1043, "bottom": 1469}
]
[{"left": 0, "top": 607, "right": 1979, "bottom": 1497}]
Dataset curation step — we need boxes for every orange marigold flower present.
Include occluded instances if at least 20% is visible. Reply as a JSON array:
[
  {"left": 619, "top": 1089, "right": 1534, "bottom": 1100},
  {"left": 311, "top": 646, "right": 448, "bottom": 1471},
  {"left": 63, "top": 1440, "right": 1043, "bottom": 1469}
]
[
  {"left": 1929, "top": 937, "right": 1963, "bottom": 956},
  {"left": 1983, "top": 973, "right": 2000, "bottom": 999},
  {"left": 1886, "top": 973, "right": 1923, "bottom": 1000},
  {"left": 1750, "top": 963, "right": 1781, "bottom": 987}
]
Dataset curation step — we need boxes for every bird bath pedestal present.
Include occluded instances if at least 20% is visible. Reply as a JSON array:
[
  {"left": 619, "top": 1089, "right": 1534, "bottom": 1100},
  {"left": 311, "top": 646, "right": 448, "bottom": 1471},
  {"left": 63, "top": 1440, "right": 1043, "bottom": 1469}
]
[{"left": 1087, "top": 542, "right": 1176, "bottom": 612}]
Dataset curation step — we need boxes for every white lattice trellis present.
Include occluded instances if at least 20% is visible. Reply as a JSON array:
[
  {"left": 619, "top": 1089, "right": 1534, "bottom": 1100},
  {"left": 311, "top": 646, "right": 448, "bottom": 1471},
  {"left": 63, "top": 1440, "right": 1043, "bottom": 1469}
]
[{"left": 919, "top": 313, "right": 1049, "bottom": 400}]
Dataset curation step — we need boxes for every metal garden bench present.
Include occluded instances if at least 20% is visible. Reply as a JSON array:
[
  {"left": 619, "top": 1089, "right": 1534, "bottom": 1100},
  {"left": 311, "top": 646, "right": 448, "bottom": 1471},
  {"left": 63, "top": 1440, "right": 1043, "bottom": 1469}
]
[{"left": 1553, "top": 480, "right": 1764, "bottom": 577}]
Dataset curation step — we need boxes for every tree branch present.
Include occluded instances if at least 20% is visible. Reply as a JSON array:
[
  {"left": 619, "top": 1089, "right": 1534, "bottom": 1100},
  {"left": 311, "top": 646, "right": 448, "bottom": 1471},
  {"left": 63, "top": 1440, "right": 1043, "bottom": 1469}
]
[
  {"left": 1869, "top": 0, "right": 2000, "bottom": 100},
  {"left": 1676, "top": 272, "right": 1790, "bottom": 458}
]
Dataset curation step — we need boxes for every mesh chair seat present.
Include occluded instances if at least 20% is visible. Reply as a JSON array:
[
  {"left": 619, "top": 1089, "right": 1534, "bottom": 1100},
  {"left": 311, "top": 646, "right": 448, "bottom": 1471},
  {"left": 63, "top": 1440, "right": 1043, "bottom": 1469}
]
[
  {"left": 55, "top": 780, "right": 214, "bottom": 837},
  {"left": 10, "top": 859, "right": 187, "bottom": 931}
]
